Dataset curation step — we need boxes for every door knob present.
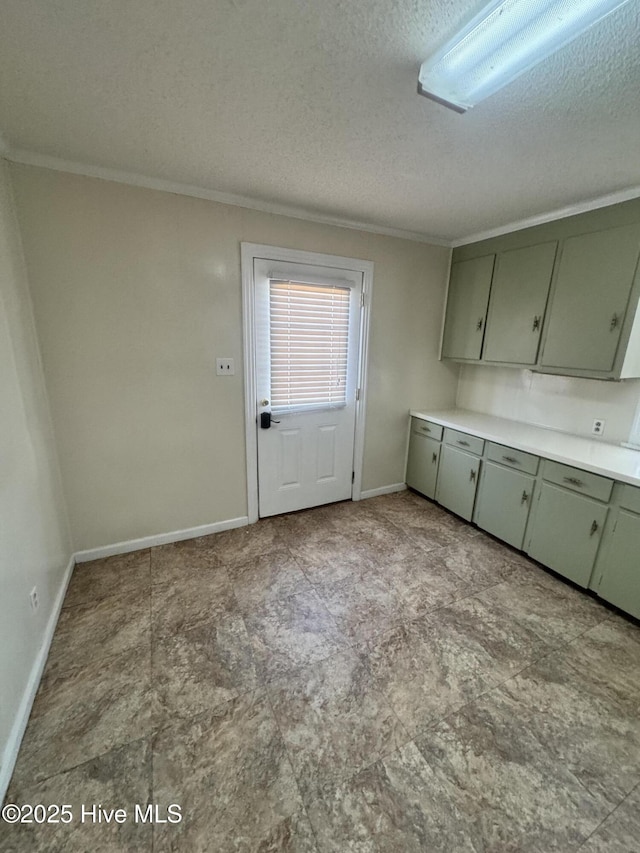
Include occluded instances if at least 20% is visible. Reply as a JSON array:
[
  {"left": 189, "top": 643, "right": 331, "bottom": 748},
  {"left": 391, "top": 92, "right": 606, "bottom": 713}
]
[{"left": 260, "top": 399, "right": 269, "bottom": 406}]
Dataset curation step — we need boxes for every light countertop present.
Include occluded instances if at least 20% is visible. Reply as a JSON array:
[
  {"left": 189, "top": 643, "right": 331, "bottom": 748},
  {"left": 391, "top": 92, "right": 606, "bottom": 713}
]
[{"left": 410, "top": 408, "right": 640, "bottom": 487}]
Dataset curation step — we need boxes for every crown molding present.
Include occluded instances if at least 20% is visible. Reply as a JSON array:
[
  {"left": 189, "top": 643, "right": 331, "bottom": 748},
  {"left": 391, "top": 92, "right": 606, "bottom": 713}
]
[
  {"left": 452, "top": 185, "right": 640, "bottom": 247},
  {"left": 4, "top": 141, "right": 640, "bottom": 250},
  {"left": 4, "top": 146, "right": 450, "bottom": 247}
]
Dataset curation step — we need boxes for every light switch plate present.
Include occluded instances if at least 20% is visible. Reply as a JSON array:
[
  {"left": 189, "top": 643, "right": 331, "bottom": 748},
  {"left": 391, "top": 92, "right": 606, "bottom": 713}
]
[{"left": 216, "top": 358, "right": 235, "bottom": 375}]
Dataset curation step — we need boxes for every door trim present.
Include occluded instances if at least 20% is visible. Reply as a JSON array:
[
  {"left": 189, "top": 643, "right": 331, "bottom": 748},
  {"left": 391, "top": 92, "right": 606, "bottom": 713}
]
[{"left": 241, "top": 243, "right": 374, "bottom": 524}]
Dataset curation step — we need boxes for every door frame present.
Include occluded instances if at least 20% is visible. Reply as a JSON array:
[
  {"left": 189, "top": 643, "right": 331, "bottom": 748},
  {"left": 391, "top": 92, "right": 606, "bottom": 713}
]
[{"left": 241, "top": 242, "right": 374, "bottom": 524}]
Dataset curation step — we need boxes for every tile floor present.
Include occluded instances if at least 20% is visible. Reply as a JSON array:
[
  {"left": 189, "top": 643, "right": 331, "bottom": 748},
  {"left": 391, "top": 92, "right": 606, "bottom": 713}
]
[{"left": 3, "top": 490, "right": 640, "bottom": 852}]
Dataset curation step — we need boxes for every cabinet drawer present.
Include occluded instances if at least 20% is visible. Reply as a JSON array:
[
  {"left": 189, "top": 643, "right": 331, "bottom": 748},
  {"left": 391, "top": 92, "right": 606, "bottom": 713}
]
[
  {"left": 443, "top": 428, "right": 484, "bottom": 456},
  {"left": 486, "top": 442, "right": 539, "bottom": 475},
  {"left": 618, "top": 483, "right": 640, "bottom": 514},
  {"left": 411, "top": 418, "right": 443, "bottom": 442},
  {"left": 542, "top": 460, "right": 613, "bottom": 503}
]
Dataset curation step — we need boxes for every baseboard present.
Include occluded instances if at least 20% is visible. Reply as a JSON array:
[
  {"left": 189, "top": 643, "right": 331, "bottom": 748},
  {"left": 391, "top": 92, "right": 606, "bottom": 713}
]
[
  {"left": 0, "top": 553, "right": 75, "bottom": 805},
  {"left": 360, "top": 483, "right": 407, "bottom": 500},
  {"left": 74, "top": 516, "right": 250, "bottom": 563}
]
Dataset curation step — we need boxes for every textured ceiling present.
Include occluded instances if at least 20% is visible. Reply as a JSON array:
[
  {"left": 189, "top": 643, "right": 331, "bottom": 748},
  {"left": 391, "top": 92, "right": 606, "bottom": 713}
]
[{"left": 0, "top": 0, "right": 639, "bottom": 242}]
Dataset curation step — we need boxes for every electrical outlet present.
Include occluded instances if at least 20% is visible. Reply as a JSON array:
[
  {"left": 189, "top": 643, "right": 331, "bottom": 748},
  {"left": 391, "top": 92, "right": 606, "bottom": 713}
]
[
  {"left": 216, "top": 358, "right": 235, "bottom": 375},
  {"left": 29, "top": 586, "right": 39, "bottom": 613},
  {"left": 592, "top": 418, "right": 605, "bottom": 436}
]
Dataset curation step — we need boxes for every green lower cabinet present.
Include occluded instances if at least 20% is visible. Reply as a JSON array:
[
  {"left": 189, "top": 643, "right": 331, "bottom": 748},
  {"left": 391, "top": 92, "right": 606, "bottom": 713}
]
[
  {"left": 592, "top": 509, "right": 640, "bottom": 619},
  {"left": 525, "top": 483, "right": 608, "bottom": 587},
  {"left": 474, "top": 462, "right": 535, "bottom": 550},
  {"left": 406, "top": 432, "right": 440, "bottom": 500},
  {"left": 435, "top": 444, "right": 480, "bottom": 522}
]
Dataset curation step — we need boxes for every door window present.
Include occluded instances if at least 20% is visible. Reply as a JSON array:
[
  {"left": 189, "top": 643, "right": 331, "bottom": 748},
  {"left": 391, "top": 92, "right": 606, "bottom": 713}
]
[{"left": 269, "top": 280, "right": 350, "bottom": 413}]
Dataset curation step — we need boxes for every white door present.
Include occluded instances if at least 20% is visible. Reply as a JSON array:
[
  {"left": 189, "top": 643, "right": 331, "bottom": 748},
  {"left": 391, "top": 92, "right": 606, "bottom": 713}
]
[{"left": 254, "top": 258, "right": 363, "bottom": 517}]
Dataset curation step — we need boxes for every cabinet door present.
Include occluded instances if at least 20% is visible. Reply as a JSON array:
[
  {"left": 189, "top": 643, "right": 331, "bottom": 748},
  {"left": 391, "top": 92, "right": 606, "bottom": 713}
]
[
  {"left": 526, "top": 483, "right": 608, "bottom": 587},
  {"left": 435, "top": 445, "right": 480, "bottom": 521},
  {"left": 594, "top": 510, "right": 640, "bottom": 619},
  {"left": 441, "top": 255, "right": 495, "bottom": 360},
  {"left": 474, "top": 462, "right": 535, "bottom": 550},
  {"left": 406, "top": 433, "right": 441, "bottom": 500},
  {"left": 540, "top": 223, "right": 640, "bottom": 372},
  {"left": 483, "top": 242, "right": 557, "bottom": 364}
]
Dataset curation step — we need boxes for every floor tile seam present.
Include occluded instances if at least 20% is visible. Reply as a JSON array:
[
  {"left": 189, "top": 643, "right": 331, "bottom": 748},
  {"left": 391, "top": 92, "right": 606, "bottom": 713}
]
[
  {"left": 399, "top": 528, "right": 454, "bottom": 555},
  {"left": 408, "top": 681, "right": 616, "bottom": 827},
  {"left": 452, "top": 653, "right": 639, "bottom": 812},
  {"left": 483, "top": 634, "right": 640, "bottom": 739},
  {"left": 9, "top": 732, "right": 154, "bottom": 795},
  {"left": 60, "top": 587, "right": 152, "bottom": 613},
  {"left": 472, "top": 578, "right": 609, "bottom": 654},
  {"left": 261, "top": 639, "right": 366, "bottom": 697},
  {"left": 217, "top": 546, "right": 300, "bottom": 579},
  {"left": 236, "top": 577, "right": 349, "bottom": 637},
  {"left": 236, "top": 590, "right": 355, "bottom": 686},
  {"left": 583, "top": 778, "right": 640, "bottom": 840},
  {"left": 52, "top": 606, "right": 153, "bottom": 648},
  {"left": 150, "top": 601, "right": 246, "bottom": 646},
  {"left": 295, "top": 574, "right": 388, "bottom": 644},
  {"left": 544, "top": 614, "right": 638, "bottom": 688},
  {"left": 261, "top": 686, "right": 323, "bottom": 852},
  {"left": 271, "top": 693, "right": 418, "bottom": 824},
  {"left": 264, "top": 639, "right": 414, "bottom": 760},
  {"left": 150, "top": 558, "right": 235, "bottom": 585},
  {"left": 37, "top": 636, "right": 155, "bottom": 693}
]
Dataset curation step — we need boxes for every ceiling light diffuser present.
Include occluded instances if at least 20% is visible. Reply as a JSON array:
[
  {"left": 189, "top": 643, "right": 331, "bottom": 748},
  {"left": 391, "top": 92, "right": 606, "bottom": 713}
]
[{"left": 418, "top": 0, "right": 632, "bottom": 113}]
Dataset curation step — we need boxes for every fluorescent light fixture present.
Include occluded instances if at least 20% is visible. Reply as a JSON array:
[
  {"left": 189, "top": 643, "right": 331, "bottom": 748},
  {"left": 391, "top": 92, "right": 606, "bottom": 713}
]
[{"left": 418, "top": 0, "right": 632, "bottom": 113}]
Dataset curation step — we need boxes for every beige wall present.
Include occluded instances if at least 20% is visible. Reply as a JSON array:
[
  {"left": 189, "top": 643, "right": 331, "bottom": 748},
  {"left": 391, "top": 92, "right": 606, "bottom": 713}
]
[
  {"left": 0, "top": 161, "right": 71, "bottom": 791},
  {"left": 457, "top": 364, "right": 640, "bottom": 445},
  {"left": 10, "top": 164, "right": 457, "bottom": 551}
]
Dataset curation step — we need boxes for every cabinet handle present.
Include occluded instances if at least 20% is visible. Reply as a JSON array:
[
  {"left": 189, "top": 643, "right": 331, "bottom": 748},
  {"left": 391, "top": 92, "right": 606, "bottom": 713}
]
[
  {"left": 432, "top": 452, "right": 438, "bottom": 464},
  {"left": 457, "top": 440, "right": 470, "bottom": 447},
  {"left": 469, "top": 469, "right": 477, "bottom": 483},
  {"left": 521, "top": 490, "right": 529, "bottom": 504},
  {"left": 421, "top": 426, "right": 431, "bottom": 433},
  {"left": 563, "top": 476, "right": 584, "bottom": 488},
  {"left": 502, "top": 455, "right": 518, "bottom": 464},
  {"left": 476, "top": 318, "right": 483, "bottom": 331},
  {"left": 610, "top": 313, "right": 619, "bottom": 331},
  {"left": 532, "top": 315, "right": 541, "bottom": 332},
  {"left": 590, "top": 520, "right": 599, "bottom": 536}
]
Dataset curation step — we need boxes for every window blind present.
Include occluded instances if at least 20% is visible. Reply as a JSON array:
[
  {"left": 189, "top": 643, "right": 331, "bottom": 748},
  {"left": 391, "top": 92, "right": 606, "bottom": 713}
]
[{"left": 269, "top": 280, "right": 350, "bottom": 412}]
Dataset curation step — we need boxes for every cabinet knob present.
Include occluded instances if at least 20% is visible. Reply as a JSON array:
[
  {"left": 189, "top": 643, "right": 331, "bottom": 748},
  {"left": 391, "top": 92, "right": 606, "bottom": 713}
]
[
  {"left": 476, "top": 318, "right": 483, "bottom": 331},
  {"left": 590, "top": 520, "right": 599, "bottom": 536},
  {"left": 610, "top": 313, "right": 619, "bottom": 331},
  {"left": 532, "top": 315, "right": 541, "bottom": 332}
]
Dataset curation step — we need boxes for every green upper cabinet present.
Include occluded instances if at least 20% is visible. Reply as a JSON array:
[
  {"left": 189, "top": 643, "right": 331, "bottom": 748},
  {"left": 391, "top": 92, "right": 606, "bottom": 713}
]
[
  {"left": 540, "top": 223, "right": 640, "bottom": 374},
  {"left": 441, "top": 255, "right": 494, "bottom": 360},
  {"left": 483, "top": 242, "right": 557, "bottom": 365},
  {"left": 443, "top": 199, "right": 640, "bottom": 378}
]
